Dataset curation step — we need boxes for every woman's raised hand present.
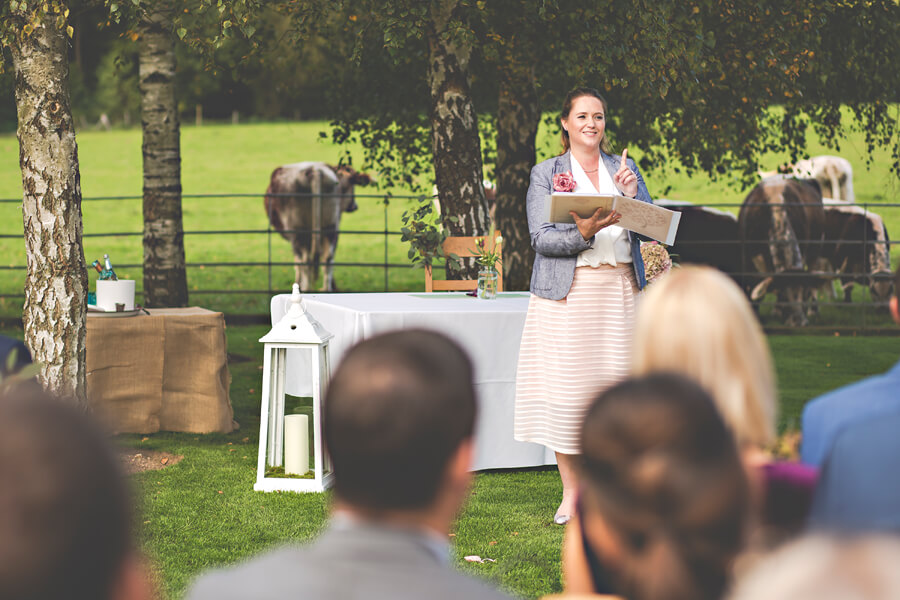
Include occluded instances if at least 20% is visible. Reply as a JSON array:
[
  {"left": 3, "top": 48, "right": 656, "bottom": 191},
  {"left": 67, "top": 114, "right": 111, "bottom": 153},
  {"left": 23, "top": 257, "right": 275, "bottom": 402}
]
[
  {"left": 613, "top": 148, "right": 638, "bottom": 198},
  {"left": 570, "top": 208, "right": 622, "bottom": 241}
]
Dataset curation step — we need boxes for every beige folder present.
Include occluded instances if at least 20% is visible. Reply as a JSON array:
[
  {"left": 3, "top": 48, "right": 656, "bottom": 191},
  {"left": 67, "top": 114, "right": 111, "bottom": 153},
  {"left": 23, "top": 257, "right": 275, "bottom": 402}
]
[{"left": 546, "top": 193, "right": 681, "bottom": 245}]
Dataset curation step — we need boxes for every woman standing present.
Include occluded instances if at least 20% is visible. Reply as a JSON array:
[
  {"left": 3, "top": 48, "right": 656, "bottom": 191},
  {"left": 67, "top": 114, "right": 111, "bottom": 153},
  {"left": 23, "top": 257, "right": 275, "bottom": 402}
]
[{"left": 514, "top": 87, "right": 653, "bottom": 524}]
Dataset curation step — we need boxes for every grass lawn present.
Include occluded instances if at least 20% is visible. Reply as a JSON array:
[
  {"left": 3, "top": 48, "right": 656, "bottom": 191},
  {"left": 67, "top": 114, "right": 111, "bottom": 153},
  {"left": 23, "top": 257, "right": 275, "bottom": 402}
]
[
  {"left": 2, "top": 320, "right": 893, "bottom": 599},
  {"left": 138, "top": 327, "right": 899, "bottom": 600},
  {"left": 0, "top": 113, "right": 898, "bottom": 598}
]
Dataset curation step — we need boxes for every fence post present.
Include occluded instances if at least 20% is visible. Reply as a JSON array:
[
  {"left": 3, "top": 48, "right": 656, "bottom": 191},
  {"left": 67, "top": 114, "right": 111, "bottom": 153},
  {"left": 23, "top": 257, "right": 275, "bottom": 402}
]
[
  {"left": 311, "top": 170, "right": 323, "bottom": 289},
  {"left": 384, "top": 196, "right": 389, "bottom": 292}
]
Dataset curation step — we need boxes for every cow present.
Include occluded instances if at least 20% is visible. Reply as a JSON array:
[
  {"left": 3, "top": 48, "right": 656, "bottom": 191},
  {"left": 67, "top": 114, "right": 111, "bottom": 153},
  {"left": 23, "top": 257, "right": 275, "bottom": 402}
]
[
  {"left": 821, "top": 201, "right": 893, "bottom": 303},
  {"left": 655, "top": 200, "right": 741, "bottom": 279},
  {"left": 738, "top": 177, "right": 826, "bottom": 326},
  {"left": 264, "top": 162, "right": 372, "bottom": 291},
  {"left": 759, "top": 155, "right": 855, "bottom": 203}
]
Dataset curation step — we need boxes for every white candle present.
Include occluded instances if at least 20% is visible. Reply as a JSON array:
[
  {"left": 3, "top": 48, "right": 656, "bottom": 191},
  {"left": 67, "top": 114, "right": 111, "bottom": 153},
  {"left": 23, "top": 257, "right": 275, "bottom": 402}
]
[{"left": 284, "top": 414, "right": 309, "bottom": 476}]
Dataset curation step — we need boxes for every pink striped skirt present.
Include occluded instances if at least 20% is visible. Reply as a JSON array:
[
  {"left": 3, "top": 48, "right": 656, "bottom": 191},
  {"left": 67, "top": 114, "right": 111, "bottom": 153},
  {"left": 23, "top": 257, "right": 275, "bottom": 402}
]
[{"left": 514, "top": 264, "right": 638, "bottom": 454}]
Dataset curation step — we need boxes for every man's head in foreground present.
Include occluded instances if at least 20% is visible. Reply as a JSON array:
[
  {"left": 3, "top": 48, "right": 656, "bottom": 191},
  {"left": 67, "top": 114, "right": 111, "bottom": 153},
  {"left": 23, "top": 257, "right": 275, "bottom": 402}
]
[{"left": 324, "top": 329, "right": 476, "bottom": 528}]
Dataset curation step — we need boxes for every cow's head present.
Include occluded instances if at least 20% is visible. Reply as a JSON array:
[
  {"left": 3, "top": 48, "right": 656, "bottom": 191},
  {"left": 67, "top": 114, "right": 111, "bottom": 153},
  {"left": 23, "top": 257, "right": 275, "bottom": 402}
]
[{"left": 329, "top": 165, "right": 372, "bottom": 213}]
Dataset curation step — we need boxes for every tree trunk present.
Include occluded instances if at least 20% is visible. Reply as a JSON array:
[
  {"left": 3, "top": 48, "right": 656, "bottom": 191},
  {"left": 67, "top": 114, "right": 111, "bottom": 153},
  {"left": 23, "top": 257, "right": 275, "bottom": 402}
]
[
  {"left": 139, "top": 12, "right": 188, "bottom": 307},
  {"left": 495, "top": 64, "right": 540, "bottom": 291},
  {"left": 427, "top": 0, "right": 490, "bottom": 279},
  {"left": 11, "top": 13, "right": 88, "bottom": 405}
]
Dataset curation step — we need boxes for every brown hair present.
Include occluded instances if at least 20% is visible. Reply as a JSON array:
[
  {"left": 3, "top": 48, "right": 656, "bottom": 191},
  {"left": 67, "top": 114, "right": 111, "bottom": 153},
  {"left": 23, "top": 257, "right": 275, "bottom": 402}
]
[
  {"left": 0, "top": 387, "right": 133, "bottom": 600},
  {"left": 579, "top": 374, "right": 749, "bottom": 600},
  {"left": 324, "top": 329, "right": 476, "bottom": 510},
  {"left": 560, "top": 87, "right": 613, "bottom": 154}
]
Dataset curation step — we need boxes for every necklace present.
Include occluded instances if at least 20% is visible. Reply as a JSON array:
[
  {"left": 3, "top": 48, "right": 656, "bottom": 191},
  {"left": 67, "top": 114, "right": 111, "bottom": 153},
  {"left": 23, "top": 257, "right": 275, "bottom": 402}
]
[{"left": 583, "top": 167, "right": 599, "bottom": 173}]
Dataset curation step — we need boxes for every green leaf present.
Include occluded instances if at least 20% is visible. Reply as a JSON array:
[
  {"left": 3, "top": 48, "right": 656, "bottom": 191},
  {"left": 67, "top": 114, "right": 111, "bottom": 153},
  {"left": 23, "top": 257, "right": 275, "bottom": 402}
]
[{"left": 177, "top": 27, "right": 187, "bottom": 39}]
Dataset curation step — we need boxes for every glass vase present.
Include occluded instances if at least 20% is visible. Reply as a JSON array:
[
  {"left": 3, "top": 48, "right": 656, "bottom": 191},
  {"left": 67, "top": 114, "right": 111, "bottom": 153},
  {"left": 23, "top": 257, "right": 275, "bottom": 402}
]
[{"left": 477, "top": 269, "right": 499, "bottom": 300}]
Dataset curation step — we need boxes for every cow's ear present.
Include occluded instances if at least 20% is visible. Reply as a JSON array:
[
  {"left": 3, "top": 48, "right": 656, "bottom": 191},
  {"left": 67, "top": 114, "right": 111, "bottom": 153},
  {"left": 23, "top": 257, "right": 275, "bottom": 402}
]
[{"left": 353, "top": 172, "right": 372, "bottom": 186}]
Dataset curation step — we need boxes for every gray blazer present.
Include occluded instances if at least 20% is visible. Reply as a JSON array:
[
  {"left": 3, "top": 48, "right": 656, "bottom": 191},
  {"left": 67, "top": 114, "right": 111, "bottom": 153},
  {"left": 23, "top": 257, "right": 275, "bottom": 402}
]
[
  {"left": 186, "top": 523, "right": 512, "bottom": 600},
  {"left": 527, "top": 150, "right": 653, "bottom": 299}
]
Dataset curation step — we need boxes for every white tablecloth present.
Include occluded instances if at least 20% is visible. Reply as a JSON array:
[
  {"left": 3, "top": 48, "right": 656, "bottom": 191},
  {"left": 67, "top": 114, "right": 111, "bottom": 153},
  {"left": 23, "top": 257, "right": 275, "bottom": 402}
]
[{"left": 270, "top": 292, "right": 556, "bottom": 471}]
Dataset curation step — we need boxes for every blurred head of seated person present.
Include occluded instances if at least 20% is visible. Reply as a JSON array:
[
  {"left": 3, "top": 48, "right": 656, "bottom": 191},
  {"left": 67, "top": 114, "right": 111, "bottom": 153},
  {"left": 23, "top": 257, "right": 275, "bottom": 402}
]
[
  {"left": 0, "top": 386, "right": 150, "bottom": 600},
  {"left": 186, "top": 329, "right": 512, "bottom": 600},
  {"left": 632, "top": 266, "right": 776, "bottom": 454},
  {"left": 800, "top": 264, "right": 900, "bottom": 467},
  {"left": 0, "top": 334, "right": 33, "bottom": 378},
  {"left": 558, "top": 374, "right": 749, "bottom": 600},
  {"left": 728, "top": 534, "right": 900, "bottom": 600},
  {"left": 631, "top": 266, "right": 816, "bottom": 543},
  {"left": 808, "top": 409, "right": 900, "bottom": 534}
]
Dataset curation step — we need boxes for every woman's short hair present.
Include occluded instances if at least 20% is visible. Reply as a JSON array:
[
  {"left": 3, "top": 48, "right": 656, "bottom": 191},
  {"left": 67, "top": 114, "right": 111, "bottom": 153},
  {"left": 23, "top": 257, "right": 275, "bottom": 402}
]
[
  {"left": 560, "top": 86, "right": 613, "bottom": 154},
  {"left": 580, "top": 374, "right": 749, "bottom": 600},
  {"left": 632, "top": 266, "right": 777, "bottom": 448}
]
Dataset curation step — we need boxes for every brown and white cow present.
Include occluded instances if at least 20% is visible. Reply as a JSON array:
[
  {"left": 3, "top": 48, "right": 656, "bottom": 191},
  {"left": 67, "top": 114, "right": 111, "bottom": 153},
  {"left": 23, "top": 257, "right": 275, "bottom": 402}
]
[
  {"left": 738, "top": 177, "right": 826, "bottom": 326},
  {"left": 264, "top": 162, "right": 372, "bottom": 291},
  {"left": 821, "top": 201, "right": 893, "bottom": 303},
  {"left": 759, "top": 155, "right": 855, "bottom": 203}
]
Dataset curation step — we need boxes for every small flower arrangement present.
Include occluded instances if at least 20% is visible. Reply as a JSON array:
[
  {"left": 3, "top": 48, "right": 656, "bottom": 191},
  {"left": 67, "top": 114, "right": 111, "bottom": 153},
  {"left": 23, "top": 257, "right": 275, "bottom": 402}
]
[
  {"left": 472, "top": 231, "right": 503, "bottom": 272},
  {"left": 553, "top": 171, "right": 575, "bottom": 192},
  {"left": 640, "top": 241, "right": 672, "bottom": 284},
  {"left": 400, "top": 196, "right": 461, "bottom": 273}
]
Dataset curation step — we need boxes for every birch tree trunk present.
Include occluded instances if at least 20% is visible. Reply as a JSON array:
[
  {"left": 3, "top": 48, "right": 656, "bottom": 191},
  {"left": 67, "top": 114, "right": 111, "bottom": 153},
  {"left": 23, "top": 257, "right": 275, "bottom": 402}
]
[
  {"left": 427, "top": 0, "right": 489, "bottom": 279},
  {"left": 495, "top": 64, "right": 540, "bottom": 291},
  {"left": 11, "top": 14, "right": 88, "bottom": 405},
  {"left": 139, "top": 11, "right": 188, "bottom": 307}
]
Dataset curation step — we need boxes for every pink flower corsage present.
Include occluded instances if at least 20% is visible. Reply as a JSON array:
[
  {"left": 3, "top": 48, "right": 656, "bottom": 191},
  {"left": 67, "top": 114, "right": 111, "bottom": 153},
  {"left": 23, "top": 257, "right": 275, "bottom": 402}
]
[{"left": 553, "top": 171, "right": 575, "bottom": 192}]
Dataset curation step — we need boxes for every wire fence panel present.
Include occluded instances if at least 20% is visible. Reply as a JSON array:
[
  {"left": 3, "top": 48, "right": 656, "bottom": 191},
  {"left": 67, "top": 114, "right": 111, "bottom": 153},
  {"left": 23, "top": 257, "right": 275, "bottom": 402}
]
[{"left": 0, "top": 194, "right": 898, "bottom": 332}]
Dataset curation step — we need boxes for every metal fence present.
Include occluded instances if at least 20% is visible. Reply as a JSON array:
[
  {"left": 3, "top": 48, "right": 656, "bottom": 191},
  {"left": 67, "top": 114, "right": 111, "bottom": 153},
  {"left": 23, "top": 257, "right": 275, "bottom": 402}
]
[
  {"left": 1, "top": 194, "right": 898, "bottom": 332},
  {"left": 0, "top": 191, "right": 427, "bottom": 302}
]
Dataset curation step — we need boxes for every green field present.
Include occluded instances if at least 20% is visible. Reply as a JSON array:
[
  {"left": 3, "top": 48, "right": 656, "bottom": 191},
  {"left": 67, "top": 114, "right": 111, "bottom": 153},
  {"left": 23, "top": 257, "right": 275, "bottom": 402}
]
[
  {"left": 2, "top": 116, "right": 900, "bottom": 598},
  {"left": 1, "top": 116, "right": 898, "bottom": 324}
]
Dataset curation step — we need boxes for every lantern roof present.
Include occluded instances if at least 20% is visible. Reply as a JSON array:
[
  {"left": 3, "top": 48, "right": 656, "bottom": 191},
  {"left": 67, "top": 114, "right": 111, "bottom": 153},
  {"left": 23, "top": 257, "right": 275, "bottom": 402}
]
[{"left": 260, "top": 284, "right": 333, "bottom": 345}]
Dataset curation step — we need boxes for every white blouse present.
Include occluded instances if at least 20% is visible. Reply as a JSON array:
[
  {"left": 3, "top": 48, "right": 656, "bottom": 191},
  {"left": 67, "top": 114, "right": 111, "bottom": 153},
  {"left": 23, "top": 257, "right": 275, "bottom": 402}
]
[{"left": 571, "top": 157, "right": 632, "bottom": 267}]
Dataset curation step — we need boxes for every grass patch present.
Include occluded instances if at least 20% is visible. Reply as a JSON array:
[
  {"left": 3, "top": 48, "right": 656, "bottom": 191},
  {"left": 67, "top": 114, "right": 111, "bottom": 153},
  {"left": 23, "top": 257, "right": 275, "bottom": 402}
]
[{"left": 3, "top": 322, "right": 891, "bottom": 600}]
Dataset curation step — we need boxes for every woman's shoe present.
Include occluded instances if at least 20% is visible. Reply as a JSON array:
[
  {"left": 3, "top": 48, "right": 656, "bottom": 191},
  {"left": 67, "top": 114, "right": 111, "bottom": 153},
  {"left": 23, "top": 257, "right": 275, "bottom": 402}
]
[{"left": 553, "top": 512, "right": 571, "bottom": 525}]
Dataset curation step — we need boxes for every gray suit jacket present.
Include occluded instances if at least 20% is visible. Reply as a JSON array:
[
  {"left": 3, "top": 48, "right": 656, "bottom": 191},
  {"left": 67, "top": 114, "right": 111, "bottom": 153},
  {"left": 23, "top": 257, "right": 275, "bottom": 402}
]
[
  {"left": 527, "top": 151, "right": 653, "bottom": 299},
  {"left": 186, "top": 522, "right": 512, "bottom": 600}
]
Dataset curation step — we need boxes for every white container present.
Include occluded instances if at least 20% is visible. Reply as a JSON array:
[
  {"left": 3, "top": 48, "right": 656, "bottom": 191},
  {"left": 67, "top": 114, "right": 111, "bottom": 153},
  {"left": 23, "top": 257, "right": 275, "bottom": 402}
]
[{"left": 96, "top": 279, "right": 135, "bottom": 312}]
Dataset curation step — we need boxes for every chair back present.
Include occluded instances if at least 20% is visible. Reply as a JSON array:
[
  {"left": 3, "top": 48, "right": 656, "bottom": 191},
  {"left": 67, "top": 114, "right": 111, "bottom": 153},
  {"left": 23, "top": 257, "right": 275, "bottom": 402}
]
[{"left": 425, "top": 232, "right": 503, "bottom": 292}]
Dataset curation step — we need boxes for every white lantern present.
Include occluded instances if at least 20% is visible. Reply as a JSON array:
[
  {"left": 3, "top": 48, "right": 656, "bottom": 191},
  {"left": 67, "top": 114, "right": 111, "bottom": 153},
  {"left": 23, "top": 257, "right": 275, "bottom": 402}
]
[{"left": 255, "top": 284, "right": 334, "bottom": 493}]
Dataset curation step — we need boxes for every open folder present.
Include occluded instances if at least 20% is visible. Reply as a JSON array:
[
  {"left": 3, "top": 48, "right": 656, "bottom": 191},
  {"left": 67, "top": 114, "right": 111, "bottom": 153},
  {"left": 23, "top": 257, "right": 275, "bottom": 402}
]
[{"left": 546, "top": 193, "right": 681, "bottom": 245}]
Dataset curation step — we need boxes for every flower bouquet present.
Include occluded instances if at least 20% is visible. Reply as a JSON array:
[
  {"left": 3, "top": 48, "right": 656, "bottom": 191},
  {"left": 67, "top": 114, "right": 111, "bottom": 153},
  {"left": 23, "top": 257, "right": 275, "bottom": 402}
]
[{"left": 640, "top": 241, "right": 672, "bottom": 285}]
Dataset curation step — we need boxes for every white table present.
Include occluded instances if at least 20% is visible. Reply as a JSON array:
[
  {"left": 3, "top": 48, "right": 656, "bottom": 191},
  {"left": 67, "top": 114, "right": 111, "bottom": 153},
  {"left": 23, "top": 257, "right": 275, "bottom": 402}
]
[{"left": 270, "top": 292, "right": 556, "bottom": 471}]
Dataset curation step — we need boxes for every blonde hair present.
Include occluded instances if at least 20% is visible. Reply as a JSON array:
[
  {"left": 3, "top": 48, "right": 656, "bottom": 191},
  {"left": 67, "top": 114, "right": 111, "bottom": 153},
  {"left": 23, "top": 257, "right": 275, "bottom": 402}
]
[{"left": 632, "top": 266, "right": 776, "bottom": 448}]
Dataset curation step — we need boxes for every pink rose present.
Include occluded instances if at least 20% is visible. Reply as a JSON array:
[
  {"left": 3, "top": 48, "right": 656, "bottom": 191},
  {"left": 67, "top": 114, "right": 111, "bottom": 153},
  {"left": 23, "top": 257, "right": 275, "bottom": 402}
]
[{"left": 553, "top": 171, "right": 575, "bottom": 192}]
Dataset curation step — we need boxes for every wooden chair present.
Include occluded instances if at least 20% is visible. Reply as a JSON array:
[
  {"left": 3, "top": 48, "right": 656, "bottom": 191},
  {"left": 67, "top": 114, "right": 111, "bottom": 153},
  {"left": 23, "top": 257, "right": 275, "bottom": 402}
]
[{"left": 424, "top": 232, "right": 503, "bottom": 292}]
